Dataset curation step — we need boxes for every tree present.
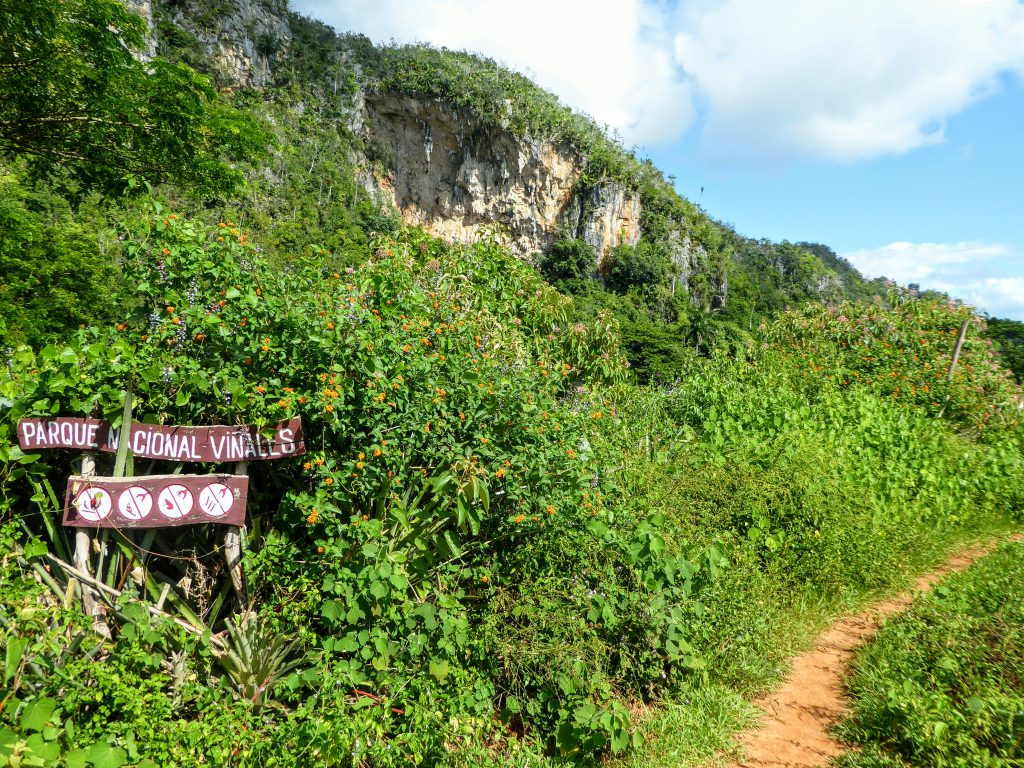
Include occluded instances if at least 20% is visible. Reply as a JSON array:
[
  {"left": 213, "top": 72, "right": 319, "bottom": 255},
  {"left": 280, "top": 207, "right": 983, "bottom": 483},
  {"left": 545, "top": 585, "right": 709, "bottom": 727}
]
[
  {"left": 602, "top": 241, "right": 668, "bottom": 294},
  {"left": 540, "top": 238, "right": 595, "bottom": 283},
  {"left": 0, "top": 0, "right": 270, "bottom": 195}
]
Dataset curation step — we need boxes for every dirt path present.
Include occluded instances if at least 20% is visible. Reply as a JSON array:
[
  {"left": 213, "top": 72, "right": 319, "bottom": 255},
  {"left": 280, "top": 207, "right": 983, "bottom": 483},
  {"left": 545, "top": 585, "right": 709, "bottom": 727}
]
[{"left": 724, "top": 537, "right": 1019, "bottom": 768}]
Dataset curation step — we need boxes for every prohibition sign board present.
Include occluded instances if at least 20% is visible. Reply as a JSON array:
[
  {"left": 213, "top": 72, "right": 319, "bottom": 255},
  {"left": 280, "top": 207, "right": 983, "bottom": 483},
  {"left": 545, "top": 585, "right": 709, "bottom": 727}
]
[{"left": 63, "top": 474, "right": 248, "bottom": 528}]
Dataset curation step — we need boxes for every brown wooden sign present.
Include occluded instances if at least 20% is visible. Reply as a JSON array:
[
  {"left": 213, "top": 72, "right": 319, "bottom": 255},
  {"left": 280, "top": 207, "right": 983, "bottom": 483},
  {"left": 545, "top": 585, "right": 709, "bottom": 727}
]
[
  {"left": 63, "top": 474, "right": 249, "bottom": 528},
  {"left": 18, "top": 417, "right": 304, "bottom": 462}
]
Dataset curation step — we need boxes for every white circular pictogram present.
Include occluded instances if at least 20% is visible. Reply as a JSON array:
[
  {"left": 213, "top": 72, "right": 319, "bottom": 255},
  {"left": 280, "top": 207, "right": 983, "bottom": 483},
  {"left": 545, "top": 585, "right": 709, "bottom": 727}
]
[
  {"left": 118, "top": 486, "right": 153, "bottom": 521},
  {"left": 75, "top": 487, "right": 112, "bottom": 522},
  {"left": 157, "top": 484, "right": 194, "bottom": 519},
  {"left": 199, "top": 483, "right": 234, "bottom": 518}
]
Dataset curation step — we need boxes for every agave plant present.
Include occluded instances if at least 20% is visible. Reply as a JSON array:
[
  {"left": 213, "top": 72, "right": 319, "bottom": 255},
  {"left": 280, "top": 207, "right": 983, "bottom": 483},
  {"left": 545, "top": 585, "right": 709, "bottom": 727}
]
[{"left": 215, "top": 611, "right": 306, "bottom": 707}]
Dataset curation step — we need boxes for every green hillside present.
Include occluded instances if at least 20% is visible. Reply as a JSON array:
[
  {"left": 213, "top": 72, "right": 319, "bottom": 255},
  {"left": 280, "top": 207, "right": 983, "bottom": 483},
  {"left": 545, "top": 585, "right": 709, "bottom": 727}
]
[{"left": 1, "top": 3, "right": 1023, "bottom": 767}]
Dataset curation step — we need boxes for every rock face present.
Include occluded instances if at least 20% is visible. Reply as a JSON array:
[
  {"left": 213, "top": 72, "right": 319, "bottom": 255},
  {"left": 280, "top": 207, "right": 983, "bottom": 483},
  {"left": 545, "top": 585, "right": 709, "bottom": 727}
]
[
  {"left": 154, "top": 0, "right": 292, "bottom": 87},
  {"left": 563, "top": 183, "right": 641, "bottom": 262},
  {"left": 362, "top": 94, "right": 640, "bottom": 260}
]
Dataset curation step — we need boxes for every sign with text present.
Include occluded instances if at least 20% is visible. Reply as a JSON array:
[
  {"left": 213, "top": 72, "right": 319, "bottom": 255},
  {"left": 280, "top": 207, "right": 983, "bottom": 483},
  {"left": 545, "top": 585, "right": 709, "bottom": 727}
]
[
  {"left": 63, "top": 474, "right": 249, "bottom": 528},
  {"left": 18, "top": 417, "right": 304, "bottom": 462}
]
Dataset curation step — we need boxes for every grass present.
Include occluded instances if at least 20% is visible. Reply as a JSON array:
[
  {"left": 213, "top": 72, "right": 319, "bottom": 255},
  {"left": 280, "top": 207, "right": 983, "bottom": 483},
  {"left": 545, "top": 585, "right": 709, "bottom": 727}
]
[
  {"left": 834, "top": 537, "right": 1024, "bottom": 768},
  {"left": 611, "top": 686, "right": 757, "bottom": 768}
]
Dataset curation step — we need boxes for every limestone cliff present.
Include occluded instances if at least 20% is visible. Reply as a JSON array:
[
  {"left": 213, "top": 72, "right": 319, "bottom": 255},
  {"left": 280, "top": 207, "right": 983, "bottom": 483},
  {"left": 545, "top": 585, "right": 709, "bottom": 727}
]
[
  {"left": 144, "top": 0, "right": 291, "bottom": 87},
  {"left": 361, "top": 94, "right": 640, "bottom": 260}
]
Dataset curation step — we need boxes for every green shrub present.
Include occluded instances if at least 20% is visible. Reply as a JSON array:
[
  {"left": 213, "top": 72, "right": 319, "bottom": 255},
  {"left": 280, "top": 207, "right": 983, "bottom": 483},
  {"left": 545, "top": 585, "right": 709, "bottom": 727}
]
[
  {"left": 602, "top": 243, "right": 668, "bottom": 295},
  {"left": 540, "top": 238, "right": 596, "bottom": 283}
]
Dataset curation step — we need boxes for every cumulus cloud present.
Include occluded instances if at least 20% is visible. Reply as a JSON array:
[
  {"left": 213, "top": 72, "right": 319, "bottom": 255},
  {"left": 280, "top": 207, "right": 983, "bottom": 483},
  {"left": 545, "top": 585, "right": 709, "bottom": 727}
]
[
  {"left": 843, "top": 241, "right": 1024, "bottom": 320},
  {"left": 673, "top": 0, "right": 1024, "bottom": 162},
  {"left": 289, "top": 0, "right": 694, "bottom": 146},
  {"left": 294, "top": 0, "right": 1024, "bottom": 159}
]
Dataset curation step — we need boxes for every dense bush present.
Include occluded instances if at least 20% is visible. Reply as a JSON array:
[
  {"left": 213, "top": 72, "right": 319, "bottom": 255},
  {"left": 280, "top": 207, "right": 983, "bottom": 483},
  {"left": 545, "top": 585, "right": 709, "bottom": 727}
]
[
  {"left": 766, "top": 287, "right": 1024, "bottom": 435},
  {"left": 602, "top": 243, "right": 668, "bottom": 295},
  {"left": 539, "top": 238, "right": 596, "bottom": 283}
]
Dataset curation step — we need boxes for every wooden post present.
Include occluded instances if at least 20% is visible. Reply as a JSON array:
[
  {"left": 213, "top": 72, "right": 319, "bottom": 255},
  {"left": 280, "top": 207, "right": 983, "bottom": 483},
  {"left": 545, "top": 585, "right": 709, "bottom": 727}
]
[
  {"left": 947, "top": 319, "right": 970, "bottom": 382},
  {"left": 224, "top": 461, "right": 248, "bottom": 606},
  {"left": 74, "top": 453, "right": 110, "bottom": 638}
]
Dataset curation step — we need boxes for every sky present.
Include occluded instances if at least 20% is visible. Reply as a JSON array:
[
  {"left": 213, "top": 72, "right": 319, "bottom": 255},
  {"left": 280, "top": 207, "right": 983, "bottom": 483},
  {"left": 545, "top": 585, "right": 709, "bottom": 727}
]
[{"left": 292, "top": 0, "right": 1024, "bottom": 320}]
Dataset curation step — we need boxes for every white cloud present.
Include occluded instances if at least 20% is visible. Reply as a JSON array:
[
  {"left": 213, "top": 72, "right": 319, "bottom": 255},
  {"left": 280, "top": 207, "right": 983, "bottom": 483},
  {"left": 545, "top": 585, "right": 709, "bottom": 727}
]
[
  {"left": 289, "top": 0, "right": 694, "bottom": 146},
  {"left": 294, "top": 0, "right": 1024, "bottom": 160},
  {"left": 843, "top": 241, "right": 1024, "bottom": 319},
  {"left": 673, "top": 0, "right": 1024, "bottom": 162}
]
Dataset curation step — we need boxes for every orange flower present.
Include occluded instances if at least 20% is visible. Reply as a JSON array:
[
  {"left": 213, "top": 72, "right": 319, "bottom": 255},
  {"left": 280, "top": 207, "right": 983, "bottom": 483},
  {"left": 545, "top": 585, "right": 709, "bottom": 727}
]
[
  {"left": 324, "top": 477, "right": 334, "bottom": 486},
  {"left": 325, "top": 404, "right": 334, "bottom": 412},
  {"left": 306, "top": 508, "right": 319, "bottom": 524},
  {"left": 303, "top": 461, "right": 312, "bottom": 470},
  {"left": 356, "top": 461, "right": 364, "bottom": 470},
  {"left": 514, "top": 514, "right": 525, "bottom": 524},
  {"left": 495, "top": 468, "right": 505, "bottom": 478},
  {"left": 481, "top": 575, "right": 489, "bottom": 584},
  {"left": 373, "top": 448, "right": 382, "bottom": 457},
  {"left": 256, "top": 385, "right": 265, "bottom": 393}
]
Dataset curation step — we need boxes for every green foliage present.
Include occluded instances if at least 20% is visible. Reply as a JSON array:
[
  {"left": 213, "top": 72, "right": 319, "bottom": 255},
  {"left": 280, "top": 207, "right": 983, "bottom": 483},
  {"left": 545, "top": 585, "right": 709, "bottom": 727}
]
[
  {"left": 617, "top": 321, "right": 691, "bottom": 384},
  {"left": 0, "top": 207, "right": 648, "bottom": 763},
  {"left": 835, "top": 542, "right": 1024, "bottom": 768},
  {"left": 602, "top": 243, "right": 669, "bottom": 295},
  {"left": 2, "top": 9, "right": 1023, "bottom": 766},
  {"left": 0, "top": 0, "right": 271, "bottom": 195},
  {"left": 984, "top": 316, "right": 1024, "bottom": 384},
  {"left": 540, "top": 238, "right": 596, "bottom": 283},
  {"left": 0, "top": 165, "right": 117, "bottom": 347},
  {"left": 766, "top": 287, "right": 1024, "bottom": 435}
]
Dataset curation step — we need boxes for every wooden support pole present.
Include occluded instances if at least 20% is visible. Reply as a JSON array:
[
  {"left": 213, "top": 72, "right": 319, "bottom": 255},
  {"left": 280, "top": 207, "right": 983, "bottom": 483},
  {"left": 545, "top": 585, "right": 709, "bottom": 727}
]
[
  {"left": 224, "top": 461, "right": 248, "bottom": 607},
  {"left": 947, "top": 318, "right": 970, "bottom": 382},
  {"left": 74, "top": 453, "right": 110, "bottom": 638}
]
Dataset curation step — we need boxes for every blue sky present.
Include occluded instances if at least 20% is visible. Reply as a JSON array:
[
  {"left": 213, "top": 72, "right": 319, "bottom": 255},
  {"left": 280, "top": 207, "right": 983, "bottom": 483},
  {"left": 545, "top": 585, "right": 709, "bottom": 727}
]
[{"left": 293, "top": 0, "right": 1024, "bottom": 319}]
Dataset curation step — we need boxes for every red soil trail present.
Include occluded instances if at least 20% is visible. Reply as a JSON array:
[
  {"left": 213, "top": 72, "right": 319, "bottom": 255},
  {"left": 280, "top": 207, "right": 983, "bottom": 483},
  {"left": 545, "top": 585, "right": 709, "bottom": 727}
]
[{"left": 723, "top": 536, "right": 1023, "bottom": 768}]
